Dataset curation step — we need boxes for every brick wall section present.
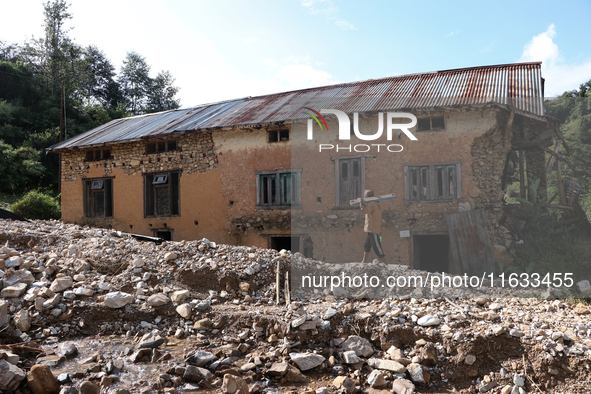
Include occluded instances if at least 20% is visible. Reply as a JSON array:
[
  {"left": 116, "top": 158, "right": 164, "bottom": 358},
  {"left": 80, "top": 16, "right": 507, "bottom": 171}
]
[{"left": 60, "top": 132, "right": 217, "bottom": 182}]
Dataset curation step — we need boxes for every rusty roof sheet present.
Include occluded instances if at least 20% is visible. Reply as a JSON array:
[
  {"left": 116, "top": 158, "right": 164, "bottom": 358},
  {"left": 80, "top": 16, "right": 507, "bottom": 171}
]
[{"left": 50, "top": 62, "right": 545, "bottom": 151}]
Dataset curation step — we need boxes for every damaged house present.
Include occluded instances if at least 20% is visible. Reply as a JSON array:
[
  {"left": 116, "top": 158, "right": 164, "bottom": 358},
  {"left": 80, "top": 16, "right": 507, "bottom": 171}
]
[{"left": 48, "top": 62, "right": 559, "bottom": 274}]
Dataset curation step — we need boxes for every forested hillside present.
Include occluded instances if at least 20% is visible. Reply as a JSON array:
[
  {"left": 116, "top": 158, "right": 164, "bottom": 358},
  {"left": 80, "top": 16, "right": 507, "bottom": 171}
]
[{"left": 0, "top": 0, "right": 180, "bottom": 196}]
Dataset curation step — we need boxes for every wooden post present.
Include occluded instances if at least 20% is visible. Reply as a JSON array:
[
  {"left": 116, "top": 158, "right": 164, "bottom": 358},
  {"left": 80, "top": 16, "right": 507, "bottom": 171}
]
[
  {"left": 556, "top": 161, "right": 567, "bottom": 206},
  {"left": 504, "top": 111, "right": 515, "bottom": 141},
  {"left": 519, "top": 149, "right": 526, "bottom": 199},
  {"left": 276, "top": 260, "right": 281, "bottom": 304},
  {"left": 284, "top": 271, "right": 290, "bottom": 305}
]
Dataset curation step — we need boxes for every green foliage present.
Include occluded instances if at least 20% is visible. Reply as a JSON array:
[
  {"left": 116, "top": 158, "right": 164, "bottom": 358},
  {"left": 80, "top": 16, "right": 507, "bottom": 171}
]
[
  {"left": 0, "top": 141, "right": 45, "bottom": 193},
  {"left": 11, "top": 190, "right": 61, "bottom": 220}
]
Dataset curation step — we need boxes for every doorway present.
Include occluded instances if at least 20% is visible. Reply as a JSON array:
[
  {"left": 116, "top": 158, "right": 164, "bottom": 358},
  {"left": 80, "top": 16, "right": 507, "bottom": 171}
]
[
  {"left": 413, "top": 234, "right": 450, "bottom": 273},
  {"left": 269, "top": 235, "right": 300, "bottom": 253}
]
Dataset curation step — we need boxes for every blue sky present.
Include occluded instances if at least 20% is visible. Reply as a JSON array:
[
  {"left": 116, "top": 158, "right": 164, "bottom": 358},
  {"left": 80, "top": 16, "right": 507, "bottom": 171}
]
[{"left": 2, "top": 0, "right": 591, "bottom": 107}]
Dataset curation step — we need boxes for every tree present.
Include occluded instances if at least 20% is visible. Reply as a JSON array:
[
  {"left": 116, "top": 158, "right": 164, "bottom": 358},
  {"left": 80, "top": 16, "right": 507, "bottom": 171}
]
[
  {"left": 43, "top": 0, "right": 73, "bottom": 96},
  {"left": 147, "top": 70, "right": 180, "bottom": 113},
  {"left": 82, "top": 45, "right": 122, "bottom": 108},
  {"left": 119, "top": 51, "right": 151, "bottom": 115}
]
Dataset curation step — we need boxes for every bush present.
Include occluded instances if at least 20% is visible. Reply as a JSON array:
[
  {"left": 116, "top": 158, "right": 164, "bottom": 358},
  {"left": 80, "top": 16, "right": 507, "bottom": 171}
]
[{"left": 11, "top": 190, "right": 61, "bottom": 220}]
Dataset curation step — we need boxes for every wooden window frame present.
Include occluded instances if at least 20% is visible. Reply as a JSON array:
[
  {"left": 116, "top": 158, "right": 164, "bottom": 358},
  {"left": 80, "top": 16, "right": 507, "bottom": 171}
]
[
  {"left": 83, "top": 177, "right": 113, "bottom": 218},
  {"left": 145, "top": 139, "right": 179, "bottom": 154},
  {"left": 85, "top": 149, "right": 111, "bottom": 162},
  {"left": 403, "top": 161, "right": 462, "bottom": 202},
  {"left": 333, "top": 155, "right": 375, "bottom": 209},
  {"left": 256, "top": 169, "right": 302, "bottom": 210},
  {"left": 268, "top": 129, "right": 290, "bottom": 143},
  {"left": 144, "top": 171, "right": 180, "bottom": 217},
  {"left": 417, "top": 115, "right": 445, "bottom": 131}
]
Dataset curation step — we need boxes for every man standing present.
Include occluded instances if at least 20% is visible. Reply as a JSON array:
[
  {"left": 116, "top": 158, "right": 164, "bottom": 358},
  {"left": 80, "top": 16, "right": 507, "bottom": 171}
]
[{"left": 360, "top": 190, "right": 385, "bottom": 264}]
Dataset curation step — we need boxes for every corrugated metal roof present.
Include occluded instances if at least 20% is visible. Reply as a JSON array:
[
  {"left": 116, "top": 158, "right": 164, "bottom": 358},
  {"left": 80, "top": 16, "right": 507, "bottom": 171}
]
[{"left": 49, "top": 62, "right": 545, "bottom": 151}]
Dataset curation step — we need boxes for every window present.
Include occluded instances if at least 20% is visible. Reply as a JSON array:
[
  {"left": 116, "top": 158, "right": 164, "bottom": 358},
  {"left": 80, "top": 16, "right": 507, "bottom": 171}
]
[
  {"left": 145, "top": 139, "right": 178, "bottom": 154},
  {"left": 417, "top": 116, "right": 445, "bottom": 131},
  {"left": 144, "top": 172, "right": 180, "bottom": 217},
  {"left": 404, "top": 162, "right": 461, "bottom": 201},
  {"left": 268, "top": 129, "right": 289, "bottom": 143},
  {"left": 84, "top": 178, "right": 113, "bottom": 218},
  {"left": 85, "top": 149, "right": 111, "bottom": 161},
  {"left": 153, "top": 229, "right": 173, "bottom": 241},
  {"left": 336, "top": 158, "right": 363, "bottom": 207},
  {"left": 257, "top": 170, "right": 301, "bottom": 208}
]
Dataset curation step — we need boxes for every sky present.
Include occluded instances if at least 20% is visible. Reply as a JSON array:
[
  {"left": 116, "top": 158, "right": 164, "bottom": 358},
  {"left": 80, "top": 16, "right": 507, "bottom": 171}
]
[{"left": 2, "top": 0, "right": 591, "bottom": 108}]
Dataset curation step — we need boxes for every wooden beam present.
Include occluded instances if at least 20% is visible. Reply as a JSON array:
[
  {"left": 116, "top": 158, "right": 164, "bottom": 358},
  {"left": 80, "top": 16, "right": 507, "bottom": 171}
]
[
  {"left": 536, "top": 202, "right": 575, "bottom": 211},
  {"left": 546, "top": 140, "right": 562, "bottom": 173},
  {"left": 504, "top": 111, "right": 515, "bottom": 140},
  {"left": 513, "top": 142, "right": 544, "bottom": 149},
  {"left": 552, "top": 124, "right": 570, "bottom": 154},
  {"left": 519, "top": 149, "right": 526, "bottom": 199},
  {"left": 556, "top": 160, "right": 567, "bottom": 206},
  {"left": 543, "top": 147, "right": 572, "bottom": 166}
]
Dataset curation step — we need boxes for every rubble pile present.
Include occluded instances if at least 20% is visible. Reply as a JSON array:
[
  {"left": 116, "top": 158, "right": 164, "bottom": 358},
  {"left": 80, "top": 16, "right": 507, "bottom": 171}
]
[{"left": 1, "top": 219, "right": 591, "bottom": 394}]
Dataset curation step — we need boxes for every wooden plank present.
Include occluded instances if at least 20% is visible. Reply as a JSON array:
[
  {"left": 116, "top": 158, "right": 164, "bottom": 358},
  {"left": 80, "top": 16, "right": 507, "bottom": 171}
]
[
  {"left": 284, "top": 271, "right": 290, "bottom": 306},
  {"left": 535, "top": 203, "right": 574, "bottom": 211},
  {"left": 543, "top": 147, "right": 572, "bottom": 166},
  {"left": 276, "top": 260, "right": 281, "bottom": 304},
  {"left": 504, "top": 111, "right": 515, "bottom": 140},
  {"left": 552, "top": 124, "right": 570, "bottom": 154},
  {"left": 446, "top": 209, "right": 496, "bottom": 276},
  {"left": 546, "top": 140, "right": 562, "bottom": 173},
  {"left": 350, "top": 193, "right": 396, "bottom": 206},
  {"left": 556, "top": 160, "right": 567, "bottom": 206},
  {"left": 519, "top": 150, "right": 526, "bottom": 199}
]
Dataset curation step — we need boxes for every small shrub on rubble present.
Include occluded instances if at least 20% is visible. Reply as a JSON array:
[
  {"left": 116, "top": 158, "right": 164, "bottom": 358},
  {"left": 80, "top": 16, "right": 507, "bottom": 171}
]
[{"left": 11, "top": 190, "right": 61, "bottom": 220}]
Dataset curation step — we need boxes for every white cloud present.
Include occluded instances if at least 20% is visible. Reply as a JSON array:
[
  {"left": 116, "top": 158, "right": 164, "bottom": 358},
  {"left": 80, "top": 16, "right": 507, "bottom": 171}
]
[
  {"left": 264, "top": 59, "right": 277, "bottom": 67},
  {"left": 446, "top": 29, "right": 460, "bottom": 37},
  {"left": 520, "top": 24, "right": 591, "bottom": 95},
  {"left": 275, "top": 64, "right": 338, "bottom": 89},
  {"left": 301, "top": 0, "right": 356, "bottom": 30}
]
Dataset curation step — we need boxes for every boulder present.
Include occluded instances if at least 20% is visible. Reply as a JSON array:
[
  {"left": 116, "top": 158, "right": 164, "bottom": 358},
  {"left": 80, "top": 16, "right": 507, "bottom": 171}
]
[
  {"left": 368, "top": 358, "right": 406, "bottom": 373},
  {"left": 341, "top": 335, "right": 374, "bottom": 357},
  {"left": 176, "top": 303, "right": 192, "bottom": 319},
  {"left": 49, "top": 277, "right": 73, "bottom": 293},
  {"left": 103, "top": 292, "right": 133, "bottom": 309},
  {"left": 0, "top": 300, "right": 8, "bottom": 327},
  {"left": 221, "top": 374, "right": 248, "bottom": 394},
  {"left": 147, "top": 293, "right": 170, "bottom": 307},
  {"left": 1, "top": 282, "right": 28, "bottom": 297},
  {"left": 79, "top": 381, "right": 100, "bottom": 394},
  {"left": 27, "top": 364, "right": 60, "bottom": 394},
  {"left": 0, "top": 359, "right": 26, "bottom": 391},
  {"left": 4, "top": 269, "right": 34, "bottom": 286},
  {"left": 170, "top": 290, "right": 190, "bottom": 302},
  {"left": 289, "top": 352, "right": 325, "bottom": 371},
  {"left": 14, "top": 309, "right": 31, "bottom": 332},
  {"left": 367, "top": 369, "right": 387, "bottom": 388}
]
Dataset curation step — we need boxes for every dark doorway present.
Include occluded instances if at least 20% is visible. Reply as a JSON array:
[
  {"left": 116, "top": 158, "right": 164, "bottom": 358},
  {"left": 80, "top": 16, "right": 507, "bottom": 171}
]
[
  {"left": 413, "top": 234, "right": 450, "bottom": 273},
  {"left": 269, "top": 236, "right": 300, "bottom": 253},
  {"left": 154, "top": 229, "right": 173, "bottom": 241}
]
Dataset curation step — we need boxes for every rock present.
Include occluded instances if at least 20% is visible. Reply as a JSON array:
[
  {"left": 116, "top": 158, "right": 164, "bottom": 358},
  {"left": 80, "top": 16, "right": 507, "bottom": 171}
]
[
  {"left": 419, "top": 343, "right": 437, "bottom": 366},
  {"left": 323, "top": 307, "right": 338, "bottom": 319},
  {"left": 4, "top": 269, "right": 34, "bottom": 286},
  {"left": 132, "top": 257, "right": 144, "bottom": 268},
  {"left": 291, "top": 315, "right": 307, "bottom": 328},
  {"left": 0, "top": 300, "right": 8, "bottom": 327},
  {"left": 407, "top": 363, "right": 429, "bottom": 384},
  {"left": 0, "top": 350, "right": 19, "bottom": 365},
  {"left": 139, "top": 332, "right": 165, "bottom": 348},
  {"left": 285, "top": 365, "right": 308, "bottom": 383},
  {"left": 193, "top": 318, "right": 212, "bottom": 331},
  {"left": 333, "top": 376, "right": 355, "bottom": 393},
  {"left": 130, "top": 349, "right": 152, "bottom": 363},
  {"left": 341, "top": 335, "right": 374, "bottom": 357},
  {"left": 185, "top": 351, "right": 218, "bottom": 367},
  {"left": 513, "top": 374, "right": 524, "bottom": 387},
  {"left": 416, "top": 315, "right": 440, "bottom": 327},
  {"left": 164, "top": 252, "right": 177, "bottom": 261},
  {"left": 27, "top": 364, "right": 60, "bottom": 394},
  {"left": 79, "top": 381, "right": 100, "bottom": 394},
  {"left": 14, "top": 309, "right": 31, "bottom": 332},
  {"left": 170, "top": 290, "right": 190, "bottom": 302},
  {"left": 342, "top": 350, "right": 360, "bottom": 364},
  {"left": 239, "top": 282, "right": 250, "bottom": 292},
  {"left": 176, "top": 303, "right": 192, "bottom": 319},
  {"left": 74, "top": 287, "right": 94, "bottom": 297},
  {"left": 183, "top": 365, "right": 213, "bottom": 383},
  {"left": 50, "top": 277, "right": 73, "bottom": 293},
  {"left": 5, "top": 256, "right": 23, "bottom": 268},
  {"left": 368, "top": 358, "right": 406, "bottom": 373},
  {"left": 194, "top": 300, "right": 210, "bottom": 311},
  {"left": 289, "top": 352, "right": 325, "bottom": 371},
  {"left": 479, "top": 381, "right": 497, "bottom": 392},
  {"left": 60, "top": 388, "right": 78, "bottom": 394},
  {"left": 147, "top": 293, "right": 170, "bottom": 307},
  {"left": 0, "top": 359, "right": 26, "bottom": 391},
  {"left": 577, "top": 280, "right": 591, "bottom": 296},
  {"left": 103, "top": 292, "right": 133, "bottom": 308},
  {"left": 1, "top": 282, "right": 28, "bottom": 297},
  {"left": 59, "top": 343, "right": 78, "bottom": 359},
  {"left": 221, "top": 374, "right": 248, "bottom": 394},
  {"left": 392, "top": 378, "right": 416, "bottom": 394},
  {"left": 464, "top": 354, "right": 476, "bottom": 365},
  {"left": 267, "top": 361, "right": 288, "bottom": 377},
  {"left": 37, "top": 355, "right": 65, "bottom": 368},
  {"left": 367, "top": 370, "right": 387, "bottom": 388}
]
